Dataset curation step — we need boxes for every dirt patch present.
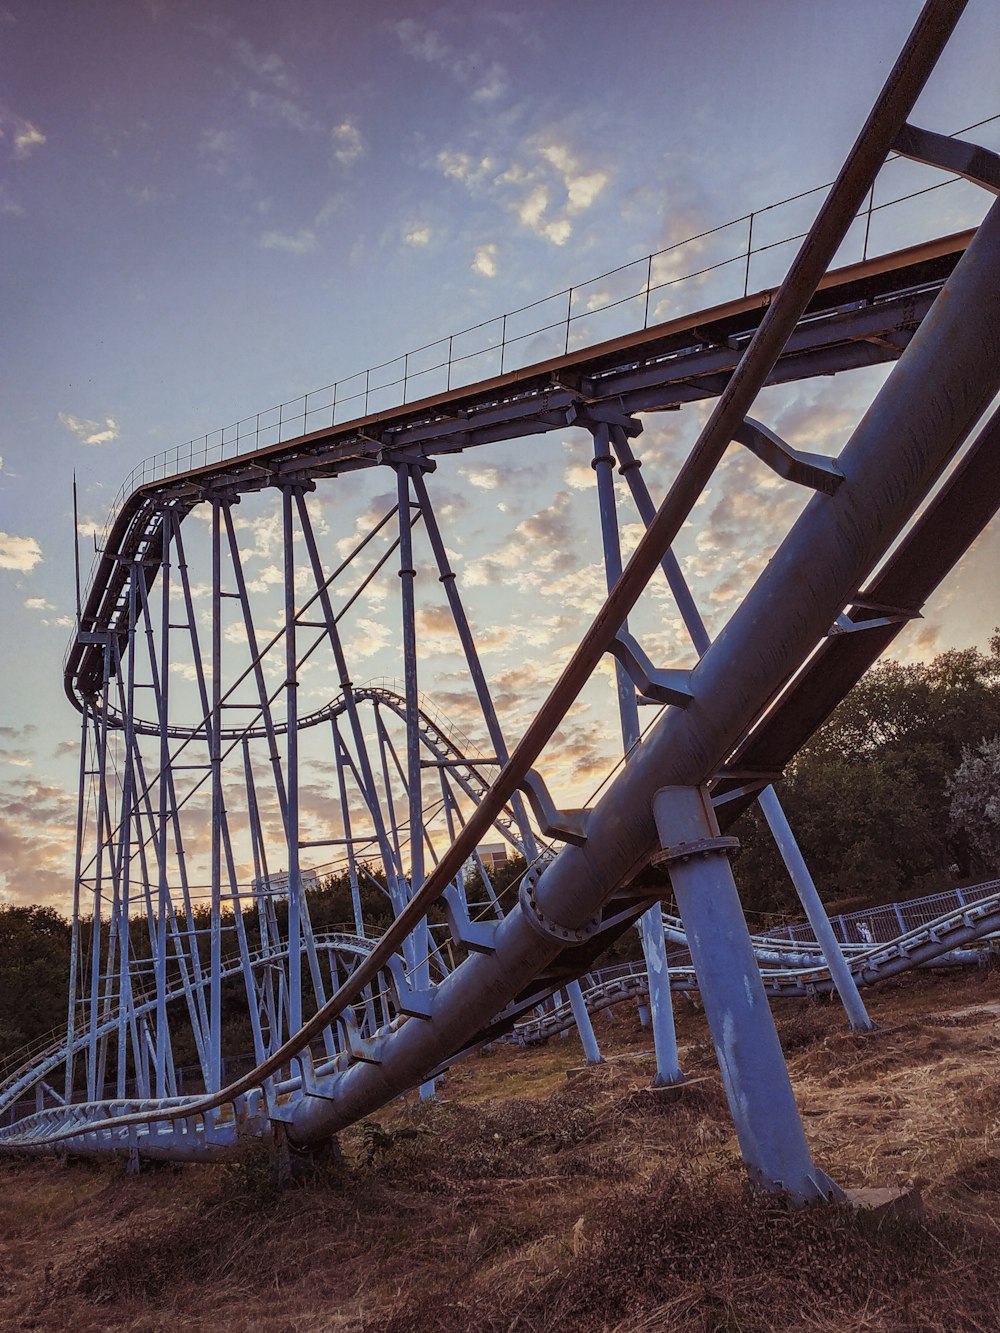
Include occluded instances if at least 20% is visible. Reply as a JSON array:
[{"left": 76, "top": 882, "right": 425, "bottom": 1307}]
[{"left": 0, "top": 966, "right": 996, "bottom": 1331}]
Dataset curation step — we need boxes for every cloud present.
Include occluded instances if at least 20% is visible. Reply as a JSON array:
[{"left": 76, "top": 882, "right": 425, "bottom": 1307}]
[
  {"left": 472, "top": 243, "right": 497, "bottom": 277},
  {"left": 501, "top": 141, "right": 607, "bottom": 245},
  {"left": 257, "top": 194, "right": 341, "bottom": 255},
  {"left": 199, "top": 127, "right": 237, "bottom": 173},
  {"left": 0, "top": 183, "right": 23, "bottom": 215},
  {"left": 538, "top": 143, "right": 608, "bottom": 214},
  {"left": 471, "top": 64, "right": 506, "bottom": 104},
  {"left": 0, "top": 775, "right": 78, "bottom": 910},
  {"left": 0, "top": 106, "right": 45, "bottom": 159},
  {"left": 404, "top": 224, "right": 432, "bottom": 247},
  {"left": 24, "top": 597, "right": 53, "bottom": 611},
  {"left": 0, "top": 532, "right": 42, "bottom": 572},
  {"left": 460, "top": 465, "right": 501, "bottom": 490},
  {"left": 247, "top": 87, "right": 316, "bottom": 134},
  {"left": 440, "top": 134, "right": 608, "bottom": 249},
  {"left": 331, "top": 119, "right": 363, "bottom": 167},
  {"left": 58, "top": 412, "right": 120, "bottom": 446},
  {"left": 235, "top": 37, "right": 292, "bottom": 91},
  {"left": 260, "top": 227, "right": 316, "bottom": 254},
  {"left": 437, "top": 149, "right": 494, "bottom": 186},
  {"left": 390, "top": 19, "right": 507, "bottom": 103}
]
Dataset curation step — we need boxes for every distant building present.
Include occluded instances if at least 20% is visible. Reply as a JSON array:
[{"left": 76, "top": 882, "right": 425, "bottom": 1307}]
[
  {"left": 475, "top": 843, "right": 508, "bottom": 872},
  {"left": 252, "top": 868, "right": 321, "bottom": 900}
]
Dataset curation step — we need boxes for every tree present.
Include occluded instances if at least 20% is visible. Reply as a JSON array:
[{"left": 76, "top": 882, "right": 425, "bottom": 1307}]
[
  {"left": 0, "top": 905, "right": 72, "bottom": 1064},
  {"left": 948, "top": 736, "right": 1000, "bottom": 873},
  {"left": 731, "top": 634, "right": 1000, "bottom": 915}
]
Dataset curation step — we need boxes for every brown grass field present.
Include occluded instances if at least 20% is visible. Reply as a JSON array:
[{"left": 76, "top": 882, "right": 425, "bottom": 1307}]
[{"left": 0, "top": 965, "right": 997, "bottom": 1332}]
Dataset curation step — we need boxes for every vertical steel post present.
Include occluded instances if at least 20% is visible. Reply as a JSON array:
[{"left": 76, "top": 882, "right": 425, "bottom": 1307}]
[
  {"left": 87, "top": 665, "right": 112, "bottom": 1100},
  {"left": 281, "top": 486, "right": 303, "bottom": 1039},
  {"left": 396, "top": 465, "right": 436, "bottom": 1098},
  {"left": 154, "top": 510, "right": 172, "bottom": 1094},
  {"left": 64, "top": 702, "right": 90, "bottom": 1102},
  {"left": 114, "top": 565, "right": 140, "bottom": 1098},
  {"left": 591, "top": 424, "right": 679, "bottom": 1083},
  {"left": 653, "top": 785, "right": 840, "bottom": 1202},
  {"left": 611, "top": 425, "right": 873, "bottom": 1031},
  {"left": 396, "top": 465, "right": 425, "bottom": 900},
  {"left": 209, "top": 499, "right": 225, "bottom": 1087}
]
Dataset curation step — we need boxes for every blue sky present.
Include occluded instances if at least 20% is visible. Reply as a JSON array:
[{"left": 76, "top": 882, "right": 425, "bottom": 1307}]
[{"left": 1, "top": 0, "right": 999, "bottom": 908}]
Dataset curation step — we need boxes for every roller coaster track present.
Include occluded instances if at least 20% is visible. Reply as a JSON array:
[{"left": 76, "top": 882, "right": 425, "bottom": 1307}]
[
  {"left": 2, "top": 880, "right": 996, "bottom": 1152},
  {"left": 6, "top": 2, "right": 1000, "bottom": 1202},
  {"left": 516, "top": 886, "right": 1000, "bottom": 1042}
]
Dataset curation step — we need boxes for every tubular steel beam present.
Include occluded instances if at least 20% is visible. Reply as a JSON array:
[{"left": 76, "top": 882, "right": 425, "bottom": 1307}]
[
  {"left": 285, "top": 177, "right": 1000, "bottom": 1149},
  {"left": 309, "top": 0, "right": 967, "bottom": 969}
]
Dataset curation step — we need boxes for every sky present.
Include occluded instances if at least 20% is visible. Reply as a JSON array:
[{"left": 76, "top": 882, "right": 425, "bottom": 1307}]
[{"left": 1, "top": 0, "right": 999, "bottom": 912}]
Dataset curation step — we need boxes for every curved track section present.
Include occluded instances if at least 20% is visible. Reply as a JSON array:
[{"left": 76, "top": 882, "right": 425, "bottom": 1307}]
[{"left": 516, "top": 888, "right": 1000, "bottom": 1043}]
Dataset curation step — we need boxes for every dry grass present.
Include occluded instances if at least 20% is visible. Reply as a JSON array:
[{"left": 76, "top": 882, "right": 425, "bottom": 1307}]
[{"left": 0, "top": 965, "right": 996, "bottom": 1331}]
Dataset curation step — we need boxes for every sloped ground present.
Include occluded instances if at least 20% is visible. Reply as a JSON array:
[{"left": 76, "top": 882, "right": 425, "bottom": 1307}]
[{"left": 0, "top": 966, "right": 997, "bottom": 1332}]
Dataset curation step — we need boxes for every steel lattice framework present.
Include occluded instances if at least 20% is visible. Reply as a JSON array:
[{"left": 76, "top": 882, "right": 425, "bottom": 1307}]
[{"left": 2, "top": 0, "right": 999, "bottom": 1203}]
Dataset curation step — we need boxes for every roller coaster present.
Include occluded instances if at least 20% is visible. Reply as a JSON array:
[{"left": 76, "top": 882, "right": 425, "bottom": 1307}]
[{"left": 2, "top": 0, "right": 999, "bottom": 1203}]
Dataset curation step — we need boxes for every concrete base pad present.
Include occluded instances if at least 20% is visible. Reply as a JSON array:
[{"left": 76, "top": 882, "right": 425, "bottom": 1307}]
[{"left": 843, "top": 1186, "right": 924, "bottom": 1219}]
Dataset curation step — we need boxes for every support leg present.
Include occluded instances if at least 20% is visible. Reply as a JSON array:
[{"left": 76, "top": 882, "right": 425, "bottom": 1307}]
[{"left": 653, "top": 784, "right": 841, "bottom": 1203}]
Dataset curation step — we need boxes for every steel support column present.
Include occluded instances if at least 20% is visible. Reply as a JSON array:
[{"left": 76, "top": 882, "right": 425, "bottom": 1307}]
[
  {"left": 610, "top": 425, "right": 874, "bottom": 1031},
  {"left": 653, "top": 785, "right": 839, "bottom": 1201},
  {"left": 591, "top": 422, "right": 679, "bottom": 1084},
  {"left": 287, "top": 187, "right": 1000, "bottom": 1156}
]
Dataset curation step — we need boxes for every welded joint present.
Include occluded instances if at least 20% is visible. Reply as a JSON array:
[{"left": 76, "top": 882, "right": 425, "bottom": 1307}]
[
  {"left": 893, "top": 123, "right": 1000, "bottom": 195},
  {"left": 607, "top": 631, "right": 694, "bottom": 707},
  {"left": 441, "top": 886, "right": 499, "bottom": 954},
  {"left": 518, "top": 769, "right": 589, "bottom": 845},
  {"left": 384, "top": 954, "right": 436, "bottom": 1018},
  {"left": 339, "top": 1008, "right": 386, "bottom": 1065},
  {"left": 518, "top": 870, "right": 603, "bottom": 947},
  {"left": 651, "top": 836, "right": 741, "bottom": 869},
  {"left": 733, "top": 417, "right": 844, "bottom": 494}
]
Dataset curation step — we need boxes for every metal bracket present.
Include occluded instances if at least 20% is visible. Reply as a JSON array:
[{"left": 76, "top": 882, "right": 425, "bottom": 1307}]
[
  {"left": 339, "top": 1009, "right": 385, "bottom": 1065},
  {"left": 442, "top": 885, "right": 499, "bottom": 954},
  {"left": 518, "top": 770, "right": 589, "bottom": 845},
  {"left": 733, "top": 418, "right": 844, "bottom": 494},
  {"left": 384, "top": 955, "right": 436, "bottom": 1018},
  {"left": 607, "top": 631, "right": 694, "bottom": 707},
  {"left": 692, "top": 325, "right": 741, "bottom": 352},
  {"left": 710, "top": 769, "right": 783, "bottom": 806},
  {"left": 652, "top": 836, "right": 741, "bottom": 868},
  {"left": 893, "top": 124, "right": 1000, "bottom": 195},
  {"left": 575, "top": 402, "right": 644, "bottom": 435},
  {"left": 518, "top": 867, "right": 602, "bottom": 946},
  {"left": 386, "top": 447, "right": 438, "bottom": 471},
  {"left": 829, "top": 600, "right": 921, "bottom": 635}
]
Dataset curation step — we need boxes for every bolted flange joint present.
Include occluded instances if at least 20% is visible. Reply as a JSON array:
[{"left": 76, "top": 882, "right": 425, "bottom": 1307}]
[
  {"left": 519, "top": 873, "right": 602, "bottom": 947},
  {"left": 651, "top": 835, "right": 740, "bottom": 869}
]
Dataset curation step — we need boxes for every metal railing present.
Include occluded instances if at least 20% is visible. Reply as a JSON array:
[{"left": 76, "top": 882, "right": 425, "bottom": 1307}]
[
  {"left": 75, "top": 113, "right": 1000, "bottom": 617},
  {"left": 761, "top": 878, "right": 1000, "bottom": 947}
]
